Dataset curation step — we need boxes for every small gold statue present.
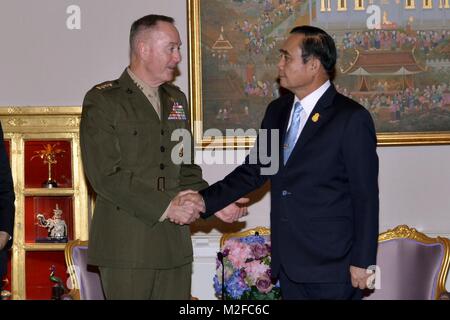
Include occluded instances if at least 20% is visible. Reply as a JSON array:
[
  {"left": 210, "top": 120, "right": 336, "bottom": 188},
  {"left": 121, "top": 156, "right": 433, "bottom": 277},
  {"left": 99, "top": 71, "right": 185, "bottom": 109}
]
[{"left": 31, "top": 143, "right": 65, "bottom": 188}]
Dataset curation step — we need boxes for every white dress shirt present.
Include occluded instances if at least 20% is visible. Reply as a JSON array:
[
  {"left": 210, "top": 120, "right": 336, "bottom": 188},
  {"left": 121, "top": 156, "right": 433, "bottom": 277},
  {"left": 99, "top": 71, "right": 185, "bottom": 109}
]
[{"left": 286, "top": 80, "right": 331, "bottom": 144}]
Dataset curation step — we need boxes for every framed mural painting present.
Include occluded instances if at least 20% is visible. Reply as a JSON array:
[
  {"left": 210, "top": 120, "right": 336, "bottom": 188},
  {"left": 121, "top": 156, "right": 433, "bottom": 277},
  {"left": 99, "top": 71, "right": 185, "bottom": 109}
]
[{"left": 188, "top": 0, "right": 450, "bottom": 149}]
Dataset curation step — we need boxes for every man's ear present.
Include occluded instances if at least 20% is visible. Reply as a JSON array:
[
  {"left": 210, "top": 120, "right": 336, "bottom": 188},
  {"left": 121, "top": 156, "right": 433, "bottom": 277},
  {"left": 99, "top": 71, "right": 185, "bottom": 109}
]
[
  {"left": 309, "top": 57, "right": 320, "bottom": 74},
  {"left": 138, "top": 41, "right": 150, "bottom": 61}
]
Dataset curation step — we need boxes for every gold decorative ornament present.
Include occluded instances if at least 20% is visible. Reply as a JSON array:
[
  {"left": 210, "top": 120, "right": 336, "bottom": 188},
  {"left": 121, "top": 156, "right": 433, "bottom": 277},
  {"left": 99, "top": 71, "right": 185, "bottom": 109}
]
[
  {"left": 312, "top": 113, "right": 320, "bottom": 123},
  {"left": 30, "top": 143, "right": 66, "bottom": 188}
]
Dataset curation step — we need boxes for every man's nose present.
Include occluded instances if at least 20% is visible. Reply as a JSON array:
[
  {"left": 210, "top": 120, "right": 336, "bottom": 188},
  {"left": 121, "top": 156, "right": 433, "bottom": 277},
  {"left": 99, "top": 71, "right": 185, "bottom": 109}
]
[
  {"left": 173, "top": 51, "right": 182, "bottom": 64},
  {"left": 277, "top": 57, "right": 284, "bottom": 70}
]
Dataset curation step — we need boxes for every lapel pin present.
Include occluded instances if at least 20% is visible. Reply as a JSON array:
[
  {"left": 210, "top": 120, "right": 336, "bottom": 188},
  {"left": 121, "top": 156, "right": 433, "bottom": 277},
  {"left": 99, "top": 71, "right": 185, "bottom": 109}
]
[{"left": 312, "top": 113, "right": 320, "bottom": 123}]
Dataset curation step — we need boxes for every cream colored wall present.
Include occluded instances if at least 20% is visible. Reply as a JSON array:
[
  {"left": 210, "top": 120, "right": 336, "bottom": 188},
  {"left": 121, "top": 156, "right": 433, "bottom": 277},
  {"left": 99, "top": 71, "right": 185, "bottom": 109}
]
[{"left": 1, "top": 0, "right": 449, "bottom": 299}]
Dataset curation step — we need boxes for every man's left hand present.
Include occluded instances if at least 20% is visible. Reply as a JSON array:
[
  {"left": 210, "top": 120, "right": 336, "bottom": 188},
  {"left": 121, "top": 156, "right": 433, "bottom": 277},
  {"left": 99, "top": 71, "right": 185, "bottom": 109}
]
[
  {"left": 350, "top": 265, "right": 372, "bottom": 289},
  {"left": 0, "top": 231, "right": 10, "bottom": 251}
]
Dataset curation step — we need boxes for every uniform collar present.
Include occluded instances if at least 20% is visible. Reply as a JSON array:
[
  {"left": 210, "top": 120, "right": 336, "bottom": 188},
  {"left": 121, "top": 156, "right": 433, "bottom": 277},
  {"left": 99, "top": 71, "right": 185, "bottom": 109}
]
[{"left": 126, "top": 68, "right": 160, "bottom": 99}]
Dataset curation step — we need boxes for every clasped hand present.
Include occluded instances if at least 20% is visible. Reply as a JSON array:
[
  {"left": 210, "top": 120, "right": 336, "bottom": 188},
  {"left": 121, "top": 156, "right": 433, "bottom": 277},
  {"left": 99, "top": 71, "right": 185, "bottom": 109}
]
[{"left": 166, "top": 190, "right": 249, "bottom": 225}]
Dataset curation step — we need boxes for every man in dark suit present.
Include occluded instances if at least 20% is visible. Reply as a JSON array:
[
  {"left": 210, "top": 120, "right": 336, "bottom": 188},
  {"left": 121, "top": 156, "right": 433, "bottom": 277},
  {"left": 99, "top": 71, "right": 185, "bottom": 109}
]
[
  {"left": 180, "top": 26, "right": 379, "bottom": 299},
  {"left": 0, "top": 122, "right": 15, "bottom": 296}
]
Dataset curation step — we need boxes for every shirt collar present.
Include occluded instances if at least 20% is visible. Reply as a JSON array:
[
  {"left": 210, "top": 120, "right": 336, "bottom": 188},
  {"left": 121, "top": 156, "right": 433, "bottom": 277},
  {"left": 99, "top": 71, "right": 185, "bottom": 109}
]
[
  {"left": 127, "top": 68, "right": 159, "bottom": 97},
  {"left": 294, "top": 80, "right": 331, "bottom": 116}
]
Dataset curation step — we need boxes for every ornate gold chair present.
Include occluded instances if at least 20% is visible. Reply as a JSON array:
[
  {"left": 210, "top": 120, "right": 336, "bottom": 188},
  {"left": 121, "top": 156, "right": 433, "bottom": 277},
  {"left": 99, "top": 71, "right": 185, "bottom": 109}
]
[
  {"left": 364, "top": 225, "right": 450, "bottom": 300},
  {"left": 220, "top": 226, "right": 271, "bottom": 247},
  {"left": 64, "top": 240, "right": 105, "bottom": 300}
]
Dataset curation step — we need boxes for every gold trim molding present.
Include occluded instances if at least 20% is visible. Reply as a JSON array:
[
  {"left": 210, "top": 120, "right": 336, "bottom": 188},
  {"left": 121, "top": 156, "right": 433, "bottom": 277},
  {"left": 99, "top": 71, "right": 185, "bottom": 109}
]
[{"left": 0, "top": 106, "right": 81, "bottom": 133}]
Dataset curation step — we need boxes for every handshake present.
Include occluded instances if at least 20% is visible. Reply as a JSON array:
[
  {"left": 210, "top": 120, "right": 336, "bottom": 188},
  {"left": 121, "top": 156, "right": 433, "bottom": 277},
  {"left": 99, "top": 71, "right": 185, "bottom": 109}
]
[{"left": 166, "top": 190, "right": 249, "bottom": 225}]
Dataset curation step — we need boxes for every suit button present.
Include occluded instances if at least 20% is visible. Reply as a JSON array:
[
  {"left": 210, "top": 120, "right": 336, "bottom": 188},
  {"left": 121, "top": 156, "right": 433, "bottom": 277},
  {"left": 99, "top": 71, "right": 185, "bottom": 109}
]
[
  {"left": 116, "top": 206, "right": 120, "bottom": 211},
  {"left": 133, "top": 130, "right": 138, "bottom": 136},
  {"left": 160, "top": 164, "right": 165, "bottom": 170},
  {"left": 160, "top": 146, "right": 165, "bottom": 152},
  {"left": 161, "top": 129, "right": 165, "bottom": 135}
]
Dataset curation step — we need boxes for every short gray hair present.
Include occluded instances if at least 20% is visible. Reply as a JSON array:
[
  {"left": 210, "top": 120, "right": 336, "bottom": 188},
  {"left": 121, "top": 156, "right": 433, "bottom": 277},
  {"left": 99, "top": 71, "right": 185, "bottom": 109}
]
[{"left": 129, "top": 14, "right": 175, "bottom": 54}]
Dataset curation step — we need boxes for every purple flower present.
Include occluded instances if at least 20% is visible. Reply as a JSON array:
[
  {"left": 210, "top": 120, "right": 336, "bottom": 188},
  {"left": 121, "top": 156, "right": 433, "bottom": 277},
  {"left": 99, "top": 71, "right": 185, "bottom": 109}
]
[
  {"left": 251, "top": 243, "right": 269, "bottom": 259},
  {"left": 256, "top": 274, "right": 273, "bottom": 294}
]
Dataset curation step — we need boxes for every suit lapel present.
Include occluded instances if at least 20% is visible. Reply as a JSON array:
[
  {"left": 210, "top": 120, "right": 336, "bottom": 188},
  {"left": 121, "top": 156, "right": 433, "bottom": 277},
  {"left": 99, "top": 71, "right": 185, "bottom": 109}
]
[{"left": 284, "top": 84, "right": 338, "bottom": 166}]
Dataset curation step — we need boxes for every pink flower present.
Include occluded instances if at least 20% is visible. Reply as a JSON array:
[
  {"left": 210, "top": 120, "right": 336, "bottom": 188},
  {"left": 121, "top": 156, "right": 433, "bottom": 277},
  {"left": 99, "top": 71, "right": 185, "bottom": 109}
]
[
  {"left": 225, "top": 241, "right": 252, "bottom": 269},
  {"left": 244, "top": 260, "right": 269, "bottom": 285}
]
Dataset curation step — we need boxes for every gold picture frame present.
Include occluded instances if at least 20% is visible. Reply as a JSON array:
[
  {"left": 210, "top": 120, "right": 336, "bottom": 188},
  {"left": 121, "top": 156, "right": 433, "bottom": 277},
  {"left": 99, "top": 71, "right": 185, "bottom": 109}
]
[{"left": 188, "top": 0, "right": 450, "bottom": 149}]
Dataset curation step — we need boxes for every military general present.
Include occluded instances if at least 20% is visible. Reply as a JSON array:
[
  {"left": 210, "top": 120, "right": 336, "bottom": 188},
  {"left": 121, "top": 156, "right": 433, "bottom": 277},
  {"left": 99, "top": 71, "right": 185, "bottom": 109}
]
[{"left": 80, "top": 14, "right": 247, "bottom": 300}]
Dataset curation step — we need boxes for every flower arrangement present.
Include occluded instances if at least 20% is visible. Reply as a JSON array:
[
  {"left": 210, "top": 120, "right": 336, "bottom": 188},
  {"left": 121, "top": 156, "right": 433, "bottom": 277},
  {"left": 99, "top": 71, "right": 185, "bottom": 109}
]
[{"left": 214, "top": 234, "right": 281, "bottom": 300}]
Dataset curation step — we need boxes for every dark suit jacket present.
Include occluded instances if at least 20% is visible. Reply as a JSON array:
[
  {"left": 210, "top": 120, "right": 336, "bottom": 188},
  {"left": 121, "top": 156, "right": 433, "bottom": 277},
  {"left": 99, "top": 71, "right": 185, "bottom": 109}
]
[
  {"left": 200, "top": 84, "right": 379, "bottom": 283},
  {"left": 0, "top": 122, "right": 15, "bottom": 280}
]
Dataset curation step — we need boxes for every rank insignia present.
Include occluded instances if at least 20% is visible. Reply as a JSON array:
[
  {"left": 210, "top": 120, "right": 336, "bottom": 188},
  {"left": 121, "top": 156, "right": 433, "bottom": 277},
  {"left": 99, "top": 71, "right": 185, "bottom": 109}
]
[
  {"left": 168, "top": 101, "right": 187, "bottom": 120},
  {"left": 96, "top": 82, "right": 113, "bottom": 90}
]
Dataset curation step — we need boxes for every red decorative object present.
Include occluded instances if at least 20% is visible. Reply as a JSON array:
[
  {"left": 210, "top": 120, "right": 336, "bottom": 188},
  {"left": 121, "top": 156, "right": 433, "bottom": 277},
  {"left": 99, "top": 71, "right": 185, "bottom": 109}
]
[
  {"left": 25, "top": 251, "right": 69, "bottom": 300},
  {"left": 24, "top": 140, "right": 72, "bottom": 188}
]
